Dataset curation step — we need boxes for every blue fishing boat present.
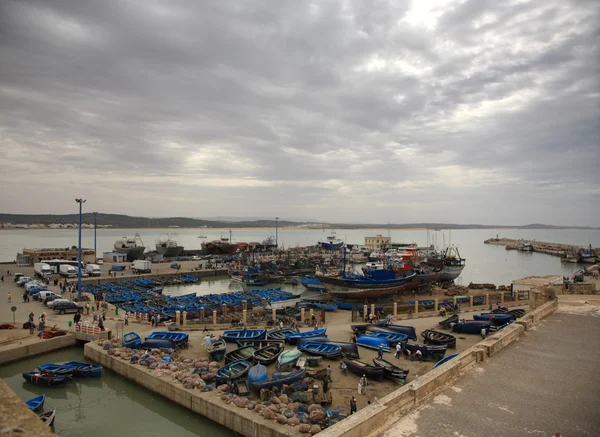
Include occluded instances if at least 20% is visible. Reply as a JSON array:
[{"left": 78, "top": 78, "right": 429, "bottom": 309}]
[
  {"left": 249, "top": 368, "right": 306, "bottom": 392},
  {"left": 225, "top": 345, "right": 257, "bottom": 363},
  {"left": 140, "top": 338, "right": 176, "bottom": 350},
  {"left": 207, "top": 339, "right": 227, "bottom": 362},
  {"left": 25, "top": 394, "right": 45, "bottom": 412},
  {"left": 452, "top": 321, "right": 491, "bottom": 335},
  {"left": 376, "top": 323, "right": 417, "bottom": 340},
  {"left": 247, "top": 363, "right": 268, "bottom": 385},
  {"left": 285, "top": 328, "right": 327, "bottom": 345},
  {"left": 300, "top": 277, "right": 327, "bottom": 292},
  {"left": 266, "top": 328, "right": 299, "bottom": 341},
  {"left": 298, "top": 341, "right": 342, "bottom": 358},
  {"left": 404, "top": 343, "right": 447, "bottom": 361},
  {"left": 312, "top": 302, "right": 338, "bottom": 311},
  {"left": 297, "top": 338, "right": 360, "bottom": 359},
  {"left": 366, "top": 330, "right": 408, "bottom": 346},
  {"left": 216, "top": 360, "right": 251, "bottom": 384},
  {"left": 372, "top": 358, "right": 409, "bottom": 383},
  {"left": 318, "top": 231, "right": 344, "bottom": 250},
  {"left": 434, "top": 353, "right": 459, "bottom": 369},
  {"left": 222, "top": 329, "right": 267, "bottom": 343},
  {"left": 357, "top": 335, "right": 390, "bottom": 351},
  {"left": 22, "top": 371, "right": 68, "bottom": 387},
  {"left": 276, "top": 348, "right": 303, "bottom": 370},
  {"left": 473, "top": 313, "right": 514, "bottom": 322},
  {"left": 147, "top": 332, "right": 189, "bottom": 348},
  {"left": 252, "top": 343, "right": 284, "bottom": 365},
  {"left": 332, "top": 301, "right": 356, "bottom": 310},
  {"left": 350, "top": 319, "right": 388, "bottom": 333},
  {"left": 58, "top": 361, "right": 103, "bottom": 377},
  {"left": 38, "top": 364, "right": 75, "bottom": 376},
  {"left": 342, "top": 359, "right": 384, "bottom": 382}
]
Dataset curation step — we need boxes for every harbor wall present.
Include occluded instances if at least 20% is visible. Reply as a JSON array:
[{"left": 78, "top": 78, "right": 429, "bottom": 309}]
[
  {"left": 316, "top": 300, "right": 558, "bottom": 437},
  {"left": 0, "top": 334, "right": 76, "bottom": 366},
  {"left": 0, "top": 380, "right": 57, "bottom": 437},
  {"left": 84, "top": 342, "right": 294, "bottom": 437},
  {"left": 81, "top": 269, "right": 228, "bottom": 285}
]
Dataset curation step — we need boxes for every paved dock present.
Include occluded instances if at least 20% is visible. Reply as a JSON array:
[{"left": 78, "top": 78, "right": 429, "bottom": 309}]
[{"left": 379, "top": 303, "right": 600, "bottom": 437}]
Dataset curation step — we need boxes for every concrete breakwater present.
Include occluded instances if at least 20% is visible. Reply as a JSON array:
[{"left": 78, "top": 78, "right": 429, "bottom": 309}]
[{"left": 484, "top": 237, "right": 599, "bottom": 258}]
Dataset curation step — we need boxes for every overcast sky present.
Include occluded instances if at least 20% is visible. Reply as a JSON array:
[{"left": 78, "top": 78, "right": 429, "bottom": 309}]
[{"left": 0, "top": 0, "right": 598, "bottom": 226}]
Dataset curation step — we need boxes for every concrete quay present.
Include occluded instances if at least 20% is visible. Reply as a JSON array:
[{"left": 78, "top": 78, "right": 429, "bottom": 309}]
[
  {"left": 0, "top": 333, "right": 77, "bottom": 366},
  {"left": 0, "top": 379, "right": 57, "bottom": 437}
]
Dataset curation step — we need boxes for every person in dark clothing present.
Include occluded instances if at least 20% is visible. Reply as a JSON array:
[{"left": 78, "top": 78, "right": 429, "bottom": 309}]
[
  {"left": 323, "top": 377, "right": 329, "bottom": 393},
  {"left": 377, "top": 344, "right": 384, "bottom": 359},
  {"left": 350, "top": 396, "right": 357, "bottom": 415}
]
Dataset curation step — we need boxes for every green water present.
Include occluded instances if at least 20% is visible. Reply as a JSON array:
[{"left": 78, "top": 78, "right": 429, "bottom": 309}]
[{"left": 0, "top": 347, "right": 234, "bottom": 437}]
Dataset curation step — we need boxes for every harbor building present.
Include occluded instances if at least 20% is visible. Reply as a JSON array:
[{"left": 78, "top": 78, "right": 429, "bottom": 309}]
[
  {"left": 365, "top": 234, "right": 390, "bottom": 251},
  {"left": 16, "top": 247, "right": 96, "bottom": 266}
]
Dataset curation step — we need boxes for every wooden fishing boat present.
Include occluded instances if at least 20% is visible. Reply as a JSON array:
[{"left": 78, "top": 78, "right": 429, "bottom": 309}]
[
  {"left": 298, "top": 341, "right": 342, "bottom": 358},
  {"left": 296, "top": 338, "right": 359, "bottom": 359},
  {"left": 311, "top": 302, "right": 338, "bottom": 311},
  {"left": 122, "top": 332, "right": 142, "bottom": 349},
  {"left": 377, "top": 324, "right": 417, "bottom": 340},
  {"left": 57, "top": 361, "right": 103, "bottom": 377},
  {"left": 372, "top": 358, "right": 409, "bottom": 383},
  {"left": 342, "top": 358, "right": 384, "bottom": 382},
  {"left": 285, "top": 328, "right": 327, "bottom": 345},
  {"left": 365, "top": 330, "right": 408, "bottom": 346},
  {"left": 452, "top": 321, "right": 491, "bottom": 335},
  {"left": 434, "top": 353, "right": 459, "bottom": 368},
  {"left": 404, "top": 343, "right": 447, "bottom": 361},
  {"left": 216, "top": 360, "right": 251, "bottom": 384},
  {"left": 438, "top": 314, "right": 458, "bottom": 329},
  {"left": 266, "top": 328, "right": 299, "bottom": 341},
  {"left": 37, "top": 364, "right": 75, "bottom": 376},
  {"left": 207, "top": 339, "right": 227, "bottom": 362},
  {"left": 147, "top": 332, "right": 189, "bottom": 348},
  {"left": 39, "top": 409, "right": 56, "bottom": 426},
  {"left": 236, "top": 339, "right": 284, "bottom": 348},
  {"left": 140, "top": 338, "right": 176, "bottom": 350},
  {"left": 25, "top": 394, "right": 45, "bottom": 413},
  {"left": 249, "top": 368, "right": 306, "bottom": 392},
  {"left": 225, "top": 345, "right": 257, "bottom": 364},
  {"left": 247, "top": 363, "right": 268, "bottom": 385},
  {"left": 350, "top": 319, "right": 387, "bottom": 333},
  {"left": 252, "top": 343, "right": 284, "bottom": 365},
  {"left": 222, "top": 329, "right": 266, "bottom": 343},
  {"left": 421, "top": 329, "right": 457, "bottom": 348},
  {"left": 22, "top": 371, "right": 68, "bottom": 387},
  {"left": 356, "top": 335, "right": 390, "bottom": 352},
  {"left": 276, "top": 348, "right": 303, "bottom": 370}
]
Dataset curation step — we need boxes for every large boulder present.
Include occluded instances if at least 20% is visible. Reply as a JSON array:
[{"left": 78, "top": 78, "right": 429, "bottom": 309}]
[
  {"left": 309, "top": 410, "right": 328, "bottom": 424},
  {"left": 298, "top": 424, "right": 312, "bottom": 433},
  {"left": 278, "top": 394, "right": 289, "bottom": 404},
  {"left": 234, "top": 397, "right": 249, "bottom": 408},
  {"left": 270, "top": 396, "right": 281, "bottom": 405},
  {"left": 307, "top": 404, "right": 323, "bottom": 414},
  {"left": 288, "top": 416, "right": 300, "bottom": 426},
  {"left": 262, "top": 408, "right": 277, "bottom": 420},
  {"left": 276, "top": 414, "right": 288, "bottom": 425},
  {"left": 310, "top": 425, "right": 322, "bottom": 435}
]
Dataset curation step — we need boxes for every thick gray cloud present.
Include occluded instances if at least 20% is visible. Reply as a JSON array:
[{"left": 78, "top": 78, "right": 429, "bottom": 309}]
[{"left": 0, "top": 0, "right": 598, "bottom": 226}]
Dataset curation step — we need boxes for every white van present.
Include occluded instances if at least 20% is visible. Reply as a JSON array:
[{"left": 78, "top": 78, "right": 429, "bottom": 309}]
[
  {"left": 59, "top": 265, "right": 77, "bottom": 278},
  {"left": 86, "top": 264, "right": 102, "bottom": 277}
]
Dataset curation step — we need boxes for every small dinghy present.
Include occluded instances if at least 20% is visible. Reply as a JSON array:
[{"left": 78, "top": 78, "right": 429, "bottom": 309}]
[
  {"left": 249, "top": 367, "right": 306, "bottom": 392},
  {"left": 434, "top": 353, "right": 459, "bottom": 369},
  {"left": 342, "top": 358, "right": 384, "bottom": 382},
  {"left": 147, "top": 332, "right": 189, "bottom": 348},
  {"left": 123, "top": 332, "right": 142, "bottom": 348},
  {"left": 298, "top": 341, "right": 342, "bottom": 358},
  {"left": 296, "top": 338, "right": 360, "bottom": 359},
  {"left": 247, "top": 363, "right": 268, "bottom": 385},
  {"left": 222, "top": 329, "right": 266, "bottom": 343},
  {"left": 266, "top": 328, "right": 299, "bottom": 341},
  {"left": 216, "top": 360, "right": 251, "bottom": 384},
  {"left": 372, "top": 324, "right": 417, "bottom": 340},
  {"left": 39, "top": 409, "right": 56, "bottom": 426},
  {"left": 372, "top": 358, "right": 409, "bottom": 383},
  {"left": 356, "top": 335, "right": 390, "bottom": 352},
  {"left": 225, "top": 345, "right": 257, "bottom": 364},
  {"left": 57, "top": 361, "right": 103, "bottom": 377},
  {"left": 140, "top": 338, "right": 176, "bottom": 350},
  {"left": 404, "top": 343, "right": 447, "bottom": 361},
  {"left": 23, "top": 371, "right": 68, "bottom": 387},
  {"left": 421, "top": 329, "right": 457, "bottom": 348},
  {"left": 285, "top": 328, "right": 327, "bottom": 345},
  {"left": 276, "top": 348, "right": 303, "bottom": 370},
  {"left": 207, "top": 339, "right": 227, "bottom": 362},
  {"left": 365, "top": 330, "right": 408, "bottom": 346},
  {"left": 37, "top": 364, "right": 75, "bottom": 376},
  {"left": 25, "top": 394, "right": 45, "bottom": 413},
  {"left": 253, "top": 343, "right": 284, "bottom": 365}
]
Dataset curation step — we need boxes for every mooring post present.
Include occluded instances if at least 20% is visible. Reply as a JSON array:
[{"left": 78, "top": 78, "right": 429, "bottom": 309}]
[
  {"left": 310, "top": 308, "right": 314, "bottom": 324},
  {"left": 243, "top": 309, "right": 247, "bottom": 326},
  {"left": 222, "top": 303, "right": 227, "bottom": 316},
  {"left": 363, "top": 305, "right": 368, "bottom": 321},
  {"left": 500, "top": 292, "right": 505, "bottom": 304},
  {"left": 469, "top": 295, "right": 474, "bottom": 308},
  {"left": 212, "top": 310, "right": 217, "bottom": 325},
  {"left": 485, "top": 293, "right": 490, "bottom": 307},
  {"left": 414, "top": 300, "right": 419, "bottom": 314},
  {"left": 434, "top": 299, "right": 439, "bottom": 313},
  {"left": 301, "top": 308, "right": 305, "bottom": 324},
  {"left": 182, "top": 311, "right": 187, "bottom": 326},
  {"left": 272, "top": 308, "right": 276, "bottom": 322},
  {"left": 393, "top": 302, "right": 398, "bottom": 317},
  {"left": 200, "top": 308, "right": 205, "bottom": 322},
  {"left": 175, "top": 310, "right": 181, "bottom": 326},
  {"left": 243, "top": 300, "right": 247, "bottom": 311}
]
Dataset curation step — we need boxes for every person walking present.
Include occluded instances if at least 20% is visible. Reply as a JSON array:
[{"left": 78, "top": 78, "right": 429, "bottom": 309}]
[
  {"left": 480, "top": 327, "right": 487, "bottom": 339},
  {"left": 350, "top": 396, "right": 357, "bottom": 415},
  {"left": 7, "top": 292, "right": 11, "bottom": 303},
  {"left": 359, "top": 374, "right": 368, "bottom": 395},
  {"left": 323, "top": 377, "right": 329, "bottom": 393},
  {"left": 395, "top": 342, "right": 402, "bottom": 359},
  {"left": 124, "top": 311, "right": 129, "bottom": 326},
  {"left": 377, "top": 344, "right": 384, "bottom": 360},
  {"left": 28, "top": 312, "right": 35, "bottom": 335},
  {"left": 326, "top": 365, "right": 332, "bottom": 382},
  {"left": 85, "top": 303, "right": 90, "bottom": 315}
]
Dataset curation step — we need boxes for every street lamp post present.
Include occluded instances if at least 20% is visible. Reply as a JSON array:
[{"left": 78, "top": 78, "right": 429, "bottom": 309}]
[
  {"left": 93, "top": 212, "right": 98, "bottom": 261},
  {"left": 76, "top": 198, "right": 86, "bottom": 298},
  {"left": 275, "top": 217, "right": 279, "bottom": 248}
]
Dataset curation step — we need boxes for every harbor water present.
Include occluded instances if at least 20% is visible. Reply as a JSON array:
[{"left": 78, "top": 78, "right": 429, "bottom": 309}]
[
  {"left": 0, "top": 347, "right": 233, "bottom": 437},
  {"left": 1, "top": 228, "right": 598, "bottom": 285}
]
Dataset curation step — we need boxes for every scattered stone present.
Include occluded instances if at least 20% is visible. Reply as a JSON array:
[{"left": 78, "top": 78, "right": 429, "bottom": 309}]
[
  {"left": 246, "top": 401, "right": 256, "bottom": 410},
  {"left": 234, "top": 397, "right": 249, "bottom": 408},
  {"left": 283, "top": 410, "right": 295, "bottom": 419},
  {"left": 268, "top": 405, "right": 279, "bottom": 412},
  {"left": 307, "top": 404, "right": 323, "bottom": 414},
  {"left": 217, "top": 384, "right": 231, "bottom": 392},
  {"left": 309, "top": 424, "right": 322, "bottom": 434},
  {"left": 298, "top": 424, "right": 312, "bottom": 433},
  {"left": 148, "top": 362, "right": 159, "bottom": 369},
  {"left": 270, "top": 396, "right": 281, "bottom": 405},
  {"left": 278, "top": 394, "right": 289, "bottom": 404},
  {"left": 309, "top": 410, "right": 327, "bottom": 424},
  {"left": 276, "top": 414, "right": 288, "bottom": 425},
  {"left": 288, "top": 416, "right": 300, "bottom": 426},
  {"left": 262, "top": 408, "right": 277, "bottom": 420}
]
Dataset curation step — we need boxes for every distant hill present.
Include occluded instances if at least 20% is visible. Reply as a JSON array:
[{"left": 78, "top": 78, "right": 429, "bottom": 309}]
[{"left": 0, "top": 214, "right": 597, "bottom": 230}]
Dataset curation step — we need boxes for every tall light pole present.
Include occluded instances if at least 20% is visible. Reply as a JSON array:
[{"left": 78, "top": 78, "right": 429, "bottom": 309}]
[
  {"left": 93, "top": 212, "right": 98, "bottom": 261},
  {"left": 76, "top": 198, "right": 86, "bottom": 298},
  {"left": 275, "top": 217, "right": 279, "bottom": 248}
]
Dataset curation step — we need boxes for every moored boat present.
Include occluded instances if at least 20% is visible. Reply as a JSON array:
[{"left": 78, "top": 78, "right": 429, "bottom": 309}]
[
  {"left": 235, "top": 339, "right": 284, "bottom": 348},
  {"left": 23, "top": 371, "right": 68, "bottom": 387},
  {"left": 350, "top": 319, "right": 387, "bottom": 333},
  {"left": 452, "top": 320, "right": 492, "bottom": 335},
  {"left": 298, "top": 341, "right": 342, "bottom": 358},
  {"left": 285, "top": 328, "right": 327, "bottom": 345},
  {"left": 296, "top": 338, "right": 360, "bottom": 359},
  {"left": 247, "top": 363, "right": 268, "bottom": 385},
  {"left": 300, "top": 277, "right": 327, "bottom": 292},
  {"left": 421, "top": 329, "right": 457, "bottom": 348},
  {"left": 365, "top": 330, "right": 408, "bottom": 346},
  {"left": 473, "top": 313, "right": 514, "bottom": 322},
  {"left": 57, "top": 361, "right": 103, "bottom": 377},
  {"left": 222, "top": 329, "right": 266, "bottom": 343},
  {"left": 372, "top": 358, "right": 409, "bottom": 383},
  {"left": 225, "top": 345, "right": 257, "bottom": 364},
  {"left": 438, "top": 314, "right": 459, "bottom": 329},
  {"left": 140, "top": 338, "right": 176, "bottom": 350},
  {"left": 434, "top": 353, "right": 459, "bottom": 368},
  {"left": 147, "top": 332, "right": 189, "bottom": 348},
  {"left": 249, "top": 368, "right": 306, "bottom": 392},
  {"left": 342, "top": 358, "right": 384, "bottom": 382},
  {"left": 25, "top": 394, "right": 46, "bottom": 413},
  {"left": 404, "top": 343, "right": 447, "bottom": 361},
  {"left": 37, "top": 364, "right": 75, "bottom": 376},
  {"left": 311, "top": 302, "right": 338, "bottom": 311},
  {"left": 378, "top": 324, "right": 417, "bottom": 340},
  {"left": 356, "top": 335, "right": 390, "bottom": 352},
  {"left": 123, "top": 332, "right": 142, "bottom": 349},
  {"left": 216, "top": 360, "right": 251, "bottom": 384},
  {"left": 252, "top": 343, "right": 285, "bottom": 365},
  {"left": 266, "top": 328, "right": 299, "bottom": 341},
  {"left": 207, "top": 339, "right": 227, "bottom": 362},
  {"left": 39, "top": 409, "right": 56, "bottom": 426},
  {"left": 276, "top": 348, "right": 303, "bottom": 370}
]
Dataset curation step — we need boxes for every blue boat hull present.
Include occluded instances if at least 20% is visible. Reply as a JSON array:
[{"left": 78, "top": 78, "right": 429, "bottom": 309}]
[
  {"left": 298, "top": 341, "right": 342, "bottom": 358},
  {"left": 285, "top": 328, "right": 327, "bottom": 345},
  {"left": 249, "top": 368, "right": 306, "bottom": 391},
  {"left": 123, "top": 332, "right": 142, "bottom": 348},
  {"left": 377, "top": 324, "right": 417, "bottom": 340},
  {"left": 276, "top": 348, "right": 303, "bottom": 370},
  {"left": 140, "top": 338, "right": 176, "bottom": 349},
  {"left": 434, "top": 353, "right": 459, "bottom": 368},
  {"left": 356, "top": 335, "right": 390, "bottom": 351},
  {"left": 25, "top": 395, "right": 45, "bottom": 412},
  {"left": 222, "top": 329, "right": 267, "bottom": 343},
  {"left": 216, "top": 360, "right": 251, "bottom": 384},
  {"left": 248, "top": 363, "right": 268, "bottom": 385}
]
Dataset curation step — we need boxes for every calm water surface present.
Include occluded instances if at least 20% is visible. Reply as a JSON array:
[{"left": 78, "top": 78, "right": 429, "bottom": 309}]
[
  {"left": 1, "top": 228, "right": 598, "bottom": 284},
  {"left": 0, "top": 347, "right": 233, "bottom": 437}
]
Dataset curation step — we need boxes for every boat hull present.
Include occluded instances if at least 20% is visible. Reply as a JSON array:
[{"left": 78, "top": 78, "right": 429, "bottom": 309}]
[
  {"left": 23, "top": 372, "right": 68, "bottom": 387},
  {"left": 253, "top": 344, "right": 284, "bottom": 365},
  {"left": 372, "top": 358, "right": 409, "bottom": 383},
  {"left": 156, "top": 245, "right": 184, "bottom": 257},
  {"left": 285, "top": 328, "right": 327, "bottom": 345},
  {"left": 298, "top": 341, "right": 343, "bottom": 358},
  {"left": 276, "top": 348, "right": 303, "bottom": 370},
  {"left": 297, "top": 338, "right": 360, "bottom": 359},
  {"left": 375, "top": 324, "right": 417, "bottom": 340},
  {"left": 26, "top": 395, "right": 46, "bottom": 413},
  {"left": 343, "top": 359, "right": 384, "bottom": 382},
  {"left": 222, "top": 329, "right": 267, "bottom": 343},
  {"left": 249, "top": 368, "right": 306, "bottom": 392},
  {"left": 356, "top": 335, "right": 390, "bottom": 351}
]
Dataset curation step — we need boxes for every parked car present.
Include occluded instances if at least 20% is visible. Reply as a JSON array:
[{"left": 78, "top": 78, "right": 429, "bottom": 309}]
[
  {"left": 53, "top": 301, "right": 83, "bottom": 315},
  {"left": 13, "top": 273, "right": 25, "bottom": 282},
  {"left": 47, "top": 298, "right": 71, "bottom": 308},
  {"left": 191, "top": 255, "right": 200, "bottom": 261},
  {"left": 35, "top": 291, "right": 60, "bottom": 302},
  {"left": 17, "top": 276, "right": 33, "bottom": 286},
  {"left": 25, "top": 281, "right": 45, "bottom": 292}
]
